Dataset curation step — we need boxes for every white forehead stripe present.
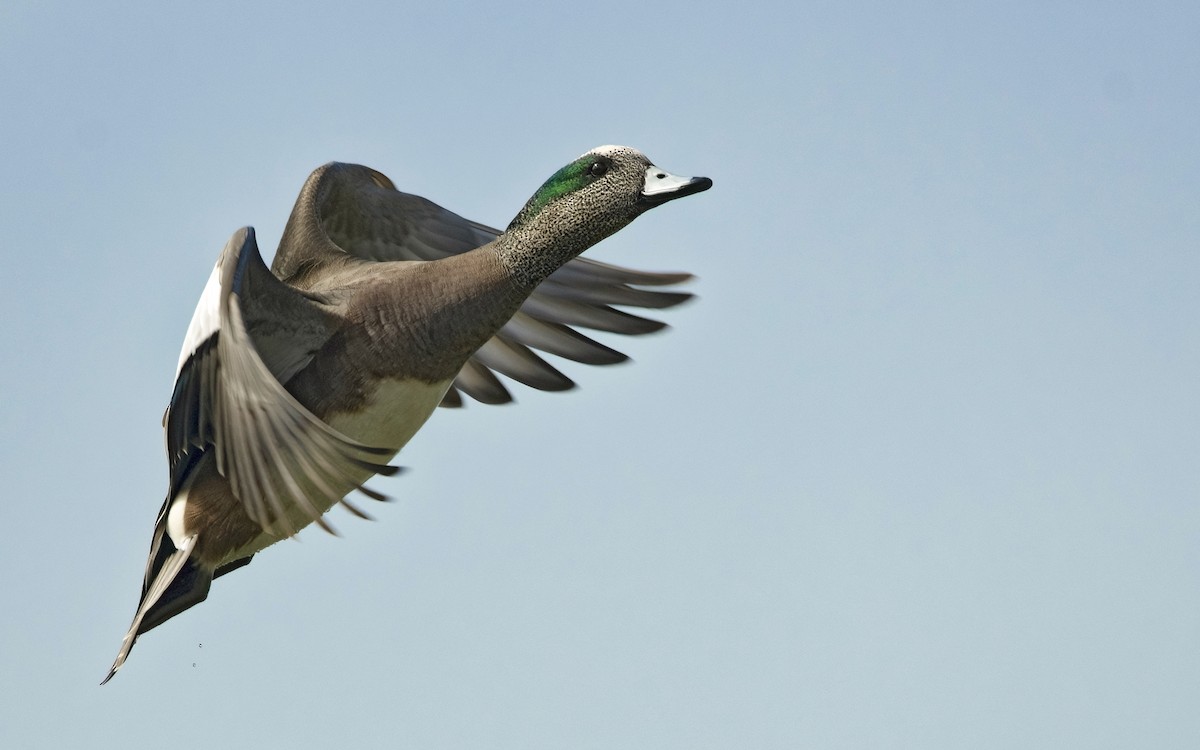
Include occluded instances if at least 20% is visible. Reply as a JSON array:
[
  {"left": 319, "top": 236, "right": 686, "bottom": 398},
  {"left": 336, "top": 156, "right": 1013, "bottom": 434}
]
[{"left": 581, "top": 144, "right": 646, "bottom": 160}]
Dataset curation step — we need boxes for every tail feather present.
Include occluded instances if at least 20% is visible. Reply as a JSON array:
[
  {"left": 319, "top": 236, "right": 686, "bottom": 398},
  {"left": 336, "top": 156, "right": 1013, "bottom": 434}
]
[
  {"left": 102, "top": 535, "right": 211, "bottom": 684},
  {"left": 213, "top": 554, "right": 254, "bottom": 580}
]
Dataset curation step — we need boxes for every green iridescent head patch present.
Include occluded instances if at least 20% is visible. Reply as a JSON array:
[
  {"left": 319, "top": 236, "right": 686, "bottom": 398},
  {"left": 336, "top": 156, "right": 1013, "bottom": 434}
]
[{"left": 508, "top": 155, "right": 605, "bottom": 229}]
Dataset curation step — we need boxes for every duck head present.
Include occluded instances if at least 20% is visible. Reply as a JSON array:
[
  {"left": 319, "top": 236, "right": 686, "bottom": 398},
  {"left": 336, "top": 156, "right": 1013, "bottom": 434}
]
[{"left": 500, "top": 145, "right": 711, "bottom": 288}]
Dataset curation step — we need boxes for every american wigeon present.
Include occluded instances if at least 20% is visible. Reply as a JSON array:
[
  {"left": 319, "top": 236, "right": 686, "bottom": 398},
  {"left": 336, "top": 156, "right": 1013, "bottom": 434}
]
[{"left": 103, "top": 145, "right": 711, "bottom": 682}]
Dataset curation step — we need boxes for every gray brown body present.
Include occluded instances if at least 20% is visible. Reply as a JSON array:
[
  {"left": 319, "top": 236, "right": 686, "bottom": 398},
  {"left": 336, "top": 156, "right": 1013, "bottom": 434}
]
[{"left": 104, "top": 145, "right": 711, "bottom": 683}]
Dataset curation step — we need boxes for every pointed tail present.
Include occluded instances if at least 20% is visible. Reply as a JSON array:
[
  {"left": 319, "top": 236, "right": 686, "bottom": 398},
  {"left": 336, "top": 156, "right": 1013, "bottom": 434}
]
[{"left": 102, "top": 535, "right": 211, "bottom": 684}]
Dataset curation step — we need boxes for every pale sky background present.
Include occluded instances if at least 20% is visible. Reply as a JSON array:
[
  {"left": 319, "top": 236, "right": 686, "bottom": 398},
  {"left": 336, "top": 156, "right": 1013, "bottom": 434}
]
[{"left": 2, "top": 1, "right": 1198, "bottom": 747}]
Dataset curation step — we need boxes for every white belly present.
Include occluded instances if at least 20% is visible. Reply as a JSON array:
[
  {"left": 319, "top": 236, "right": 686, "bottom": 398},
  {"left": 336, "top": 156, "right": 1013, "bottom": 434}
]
[
  {"left": 295, "top": 375, "right": 454, "bottom": 521},
  {"left": 175, "top": 377, "right": 454, "bottom": 561},
  {"left": 325, "top": 377, "right": 454, "bottom": 454}
]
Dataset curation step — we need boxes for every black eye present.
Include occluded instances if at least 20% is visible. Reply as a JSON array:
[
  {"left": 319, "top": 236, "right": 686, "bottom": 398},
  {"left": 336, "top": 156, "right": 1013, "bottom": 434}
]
[{"left": 588, "top": 160, "right": 608, "bottom": 178}]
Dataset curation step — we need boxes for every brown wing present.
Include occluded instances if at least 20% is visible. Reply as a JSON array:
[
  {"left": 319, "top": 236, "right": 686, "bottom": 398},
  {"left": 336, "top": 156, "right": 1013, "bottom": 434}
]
[
  {"left": 167, "top": 226, "right": 398, "bottom": 538},
  {"left": 271, "top": 162, "right": 693, "bottom": 406}
]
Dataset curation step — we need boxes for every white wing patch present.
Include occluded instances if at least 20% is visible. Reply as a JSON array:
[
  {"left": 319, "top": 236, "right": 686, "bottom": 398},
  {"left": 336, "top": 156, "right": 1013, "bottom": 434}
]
[{"left": 175, "top": 260, "right": 223, "bottom": 378}]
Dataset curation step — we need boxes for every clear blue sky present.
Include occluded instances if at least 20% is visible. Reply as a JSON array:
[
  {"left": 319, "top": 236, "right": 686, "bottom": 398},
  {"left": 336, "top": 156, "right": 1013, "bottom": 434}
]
[{"left": 2, "top": 1, "right": 1198, "bottom": 747}]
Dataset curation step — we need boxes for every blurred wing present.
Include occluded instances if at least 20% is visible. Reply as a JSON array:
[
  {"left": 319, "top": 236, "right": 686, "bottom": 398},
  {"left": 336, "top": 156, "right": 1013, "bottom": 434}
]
[
  {"left": 276, "top": 163, "right": 694, "bottom": 407},
  {"left": 452, "top": 260, "right": 693, "bottom": 406},
  {"left": 165, "top": 227, "right": 398, "bottom": 537}
]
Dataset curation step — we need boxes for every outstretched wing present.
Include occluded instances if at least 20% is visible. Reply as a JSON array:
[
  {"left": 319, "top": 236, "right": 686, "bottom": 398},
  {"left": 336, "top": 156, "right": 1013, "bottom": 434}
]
[
  {"left": 270, "top": 162, "right": 694, "bottom": 407},
  {"left": 105, "top": 227, "right": 401, "bottom": 684},
  {"left": 166, "top": 226, "right": 398, "bottom": 538}
]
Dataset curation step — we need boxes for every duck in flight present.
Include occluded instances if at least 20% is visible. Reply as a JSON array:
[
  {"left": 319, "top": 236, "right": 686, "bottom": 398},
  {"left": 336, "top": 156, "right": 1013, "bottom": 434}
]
[{"left": 103, "top": 145, "right": 712, "bottom": 683}]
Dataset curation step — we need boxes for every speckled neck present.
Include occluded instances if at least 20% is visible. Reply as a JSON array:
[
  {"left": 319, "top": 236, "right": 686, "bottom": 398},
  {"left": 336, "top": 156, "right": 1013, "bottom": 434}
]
[
  {"left": 494, "top": 196, "right": 637, "bottom": 293},
  {"left": 493, "top": 224, "right": 593, "bottom": 292}
]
